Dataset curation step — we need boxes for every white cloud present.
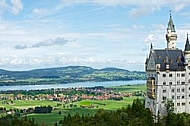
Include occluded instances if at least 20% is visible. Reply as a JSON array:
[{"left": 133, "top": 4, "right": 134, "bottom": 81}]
[
  {"left": 144, "top": 34, "right": 155, "bottom": 43},
  {"left": 59, "top": 0, "right": 190, "bottom": 18},
  {"left": 0, "top": 0, "right": 7, "bottom": 8},
  {"left": 2, "top": 0, "right": 185, "bottom": 20},
  {"left": 0, "top": 0, "right": 23, "bottom": 15},
  {"left": 32, "top": 8, "right": 50, "bottom": 17},
  {"left": 14, "top": 44, "right": 28, "bottom": 49},
  {"left": 10, "top": 0, "right": 23, "bottom": 15},
  {"left": 173, "top": 4, "right": 186, "bottom": 12},
  {"left": 0, "top": 52, "right": 146, "bottom": 71},
  {"left": 14, "top": 37, "right": 72, "bottom": 49},
  {"left": 0, "top": 0, "right": 8, "bottom": 15},
  {"left": 133, "top": 25, "right": 144, "bottom": 30},
  {"left": 32, "top": 37, "right": 70, "bottom": 48},
  {"left": 129, "top": 7, "right": 153, "bottom": 18}
]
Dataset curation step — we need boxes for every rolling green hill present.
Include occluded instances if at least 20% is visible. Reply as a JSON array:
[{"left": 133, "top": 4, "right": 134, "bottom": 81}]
[{"left": 0, "top": 66, "right": 145, "bottom": 85}]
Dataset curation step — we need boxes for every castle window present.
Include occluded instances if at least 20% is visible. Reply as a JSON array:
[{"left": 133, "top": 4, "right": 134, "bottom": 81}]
[
  {"left": 181, "top": 82, "right": 185, "bottom": 85},
  {"left": 169, "top": 59, "right": 172, "bottom": 63},
  {"left": 156, "top": 66, "right": 159, "bottom": 69},
  {"left": 164, "top": 56, "right": 169, "bottom": 63},
  {"left": 172, "top": 95, "right": 174, "bottom": 99},
  {"left": 163, "top": 74, "right": 166, "bottom": 77},
  {"left": 177, "top": 81, "right": 180, "bottom": 85},
  {"left": 171, "top": 88, "right": 174, "bottom": 92},
  {"left": 177, "top": 88, "right": 180, "bottom": 92},
  {"left": 163, "top": 59, "right": 166, "bottom": 63},
  {"left": 177, "top": 103, "right": 180, "bottom": 106},
  {"left": 163, "top": 90, "right": 166, "bottom": 93},
  {"left": 181, "top": 74, "right": 185, "bottom": 77},
  {"left": 177, "top": 96, "right": 180, "bottom": 99},
  {"left": 189, "top": 94, "right": 190, "bottom": 97},
  {"left": 163, "top": 82, "right": 166, "bottom": 85},
  {"left": 182, "top": 96, "right": 185, "bottom": 99},
  {"left": 176, "top": 59, "right": 180, "bottom": 63},
  {"left": 182, "top": 88, "right": 185, "bottom": 92},
  {"left": 169, "top": 74, "right": 172, "bottom": 77},
  {"left": 182, "top": 103, "right": 185, "bottom": 106},
  {"left": 148, "top": 102, "right": 151, "bottom": 105},
  {"left": 177, "top": 73, "right": 180, "bottom": 77},
  {"left": 169, "top": 82, "right": 172, "bottom": 85},
  {"left": 163, "top": 96, "right": 166, "bottom": 100}
]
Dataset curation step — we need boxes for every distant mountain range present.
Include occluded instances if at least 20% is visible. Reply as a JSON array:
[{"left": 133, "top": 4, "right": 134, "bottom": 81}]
[{"left": 0, "top": 66, "right": 146, "bottom": 85}]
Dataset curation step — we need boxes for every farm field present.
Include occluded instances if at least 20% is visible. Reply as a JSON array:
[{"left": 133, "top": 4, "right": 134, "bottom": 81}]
[
  {"left": 0, "top": 84, "right": 146, "bottom": 125},
  {"left": 28, "top": 96, "right": 142, "bottom": 125},
  {"left": 111, "top": 84, "right": 146, "bottom": 93},
  {"left": 0, "top": 100, "right": 60, "bottom": 110}
]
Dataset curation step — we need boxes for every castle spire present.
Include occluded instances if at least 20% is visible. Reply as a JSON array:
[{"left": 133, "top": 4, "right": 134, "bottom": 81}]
[
  {"left": 150, "top": 43, "right": 153, "bottom": 50},
  {"left": 166, "top": 11, "right": 177, "bottom": 49},
  {"left": 185, "top": 33, "right": 190, "bottom": 51},
  {"left": 167, "top": 11, "right": 176, "bottom": 32}
]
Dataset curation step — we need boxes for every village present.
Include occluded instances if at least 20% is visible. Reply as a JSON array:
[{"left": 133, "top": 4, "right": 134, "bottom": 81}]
[{"left": 0, "top": 86, "right": 145, "bottom": 106}]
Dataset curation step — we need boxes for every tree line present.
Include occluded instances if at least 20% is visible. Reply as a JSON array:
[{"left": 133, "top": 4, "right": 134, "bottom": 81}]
[
  {"left": 60, "top": 98, "right": 190, "bottom": 126},
  {"left": 34, "top": 105, "right": 52, "bottom": 113}
]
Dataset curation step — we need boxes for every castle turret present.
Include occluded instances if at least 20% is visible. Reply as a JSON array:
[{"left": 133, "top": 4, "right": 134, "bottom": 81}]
[
  {"left": 184, "top": 34, "right": 190, "bottom": 65},
  {"left": 185, "top": 34, "right": 190, "bottom": 51},
  {"left": 166, "top": 13, "right": 177, "bottom": 49}
]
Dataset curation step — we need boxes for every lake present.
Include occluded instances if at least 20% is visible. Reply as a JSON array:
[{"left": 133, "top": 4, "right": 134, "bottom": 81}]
[{"left": 0, "top": 80, "right": 145, "bottom": 91}]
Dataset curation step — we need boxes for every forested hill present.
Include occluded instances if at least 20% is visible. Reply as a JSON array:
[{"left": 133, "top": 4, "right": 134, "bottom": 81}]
[{"left": 0, "top": 66, "right": 145, "bottom": 85}]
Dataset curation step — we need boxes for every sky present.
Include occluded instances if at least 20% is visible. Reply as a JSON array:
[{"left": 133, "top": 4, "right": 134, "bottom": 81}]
[{"left": 0, "top": 0, "right": 190, "bottom": 71}]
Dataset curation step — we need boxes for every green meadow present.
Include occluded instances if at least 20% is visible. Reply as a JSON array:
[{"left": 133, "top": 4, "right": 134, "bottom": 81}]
[
  {"left": 111, "top": 84, "right": 146, "bottom": 93},
  {"left": 28, "top": 97, "right": 141, "bottom": 125},
  {"left": 0, "top": 84, "right": 146, "bottom": 125},
  {"left": 0, "top": 100, "right": 60, "bottom": 110}
]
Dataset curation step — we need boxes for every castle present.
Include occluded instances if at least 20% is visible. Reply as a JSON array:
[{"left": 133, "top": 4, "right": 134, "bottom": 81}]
[{"left": 145, "top": 13, "right": 190, "bottom": 117}]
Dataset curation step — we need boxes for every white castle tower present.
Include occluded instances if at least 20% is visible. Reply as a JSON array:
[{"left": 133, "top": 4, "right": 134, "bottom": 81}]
[{"left": 166, "top": 13, "right": 177, "bottom": 49}]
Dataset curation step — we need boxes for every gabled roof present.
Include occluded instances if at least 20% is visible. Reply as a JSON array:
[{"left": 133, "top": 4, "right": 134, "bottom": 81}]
[
  {"left": 167, "top": 13, "right": 176, "bottom": 32},
  {"left": 151, "top": 49, "right": 184, "bottom": 71},
  {"left": 184, "top": 34, "right": 190, "bottom": 51}
]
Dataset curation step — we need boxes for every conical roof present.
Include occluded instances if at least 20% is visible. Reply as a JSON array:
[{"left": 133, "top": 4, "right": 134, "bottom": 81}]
[
  {"left": 185, "top": 34, "right": 190, "bottom": 51},
  {"left": 167, "top": 13, "right": 176, "bottom": 32}
]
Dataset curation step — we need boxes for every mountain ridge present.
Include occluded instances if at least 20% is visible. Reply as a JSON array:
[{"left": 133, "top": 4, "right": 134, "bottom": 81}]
[{"left": 0, "top": 66, "right": 146, "bottom": 85}]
